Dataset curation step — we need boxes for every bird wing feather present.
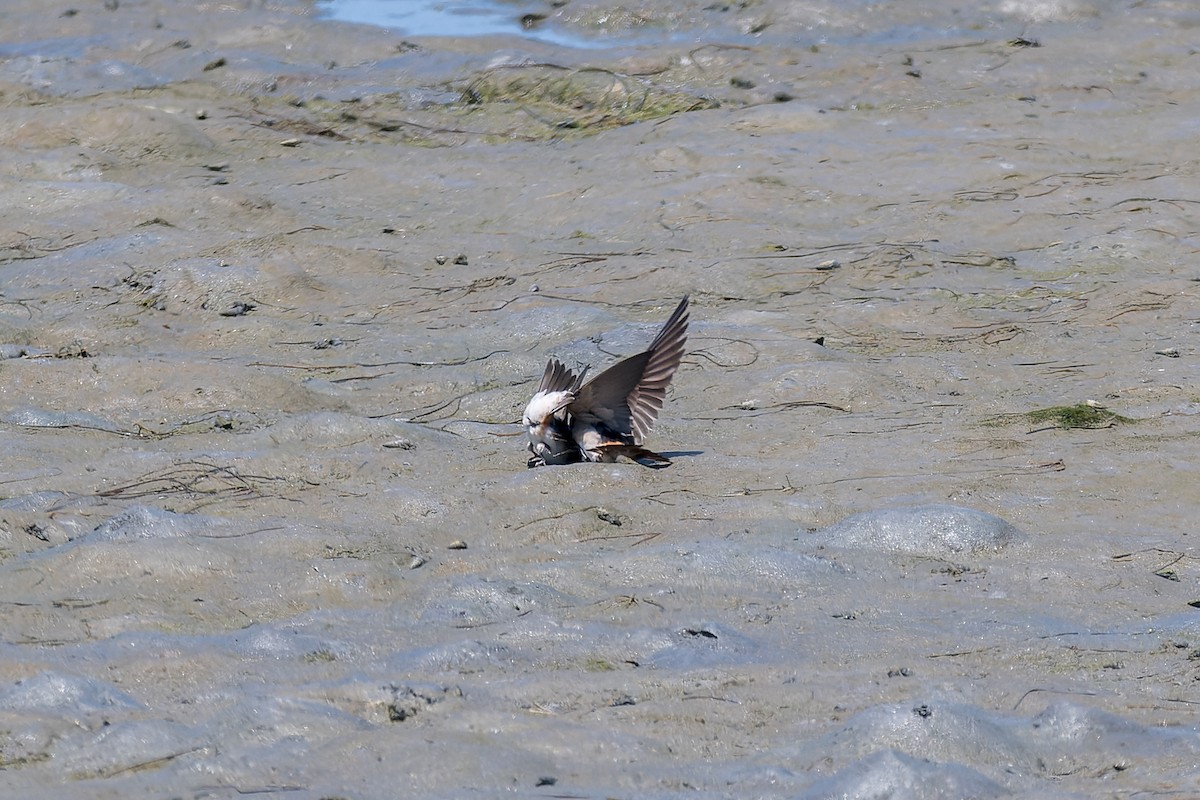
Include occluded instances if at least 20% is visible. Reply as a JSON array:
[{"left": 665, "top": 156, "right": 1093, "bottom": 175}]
[
  {"left": 536, "top": 358, "right": 586, "bottom": 395},
  {"left": 572, "top": 296, "right": 688, "bottom": 443}
]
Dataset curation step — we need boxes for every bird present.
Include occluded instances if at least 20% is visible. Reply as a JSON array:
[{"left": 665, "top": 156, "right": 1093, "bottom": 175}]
[{"left": 522, "top": 296, "right": 689, "bottom": 468}]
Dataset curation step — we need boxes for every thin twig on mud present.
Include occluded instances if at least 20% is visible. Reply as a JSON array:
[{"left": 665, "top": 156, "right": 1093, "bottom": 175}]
[
  {"left": 810, "top": 460, "right": 1065, "bottom": 486},
  {"left": 249, "top": 350, "right": 508, "bottom": 371},
  {"left": 578, "top": 530, "right": 665, "bottom": 547},
  {"left": 687, "top": 337, "right": 760, "bottom": 368},
  {"left": 1010, "top": 687, "right": 1098, "bottom": 710},
  {"left": 96, "top": 460, "right": 309, "bottom": 504},
  {"left": 686, "top": 400, "right": 849, "bottom": 421}
]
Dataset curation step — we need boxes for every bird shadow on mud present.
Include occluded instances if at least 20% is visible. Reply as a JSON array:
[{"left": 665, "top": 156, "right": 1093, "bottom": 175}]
[{"left": 659, "top": 449, "right": 704, "bottom": 461}]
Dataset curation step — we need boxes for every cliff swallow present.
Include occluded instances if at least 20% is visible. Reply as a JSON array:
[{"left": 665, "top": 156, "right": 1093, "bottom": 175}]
[{"left": 523, "top": 297, "right": 689, "bottom": 468}]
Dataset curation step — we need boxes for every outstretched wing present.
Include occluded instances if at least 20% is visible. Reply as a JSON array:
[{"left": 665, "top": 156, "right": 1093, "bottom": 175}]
[{"left": 571, "top": 296, "right": 689, "bottom": 443}]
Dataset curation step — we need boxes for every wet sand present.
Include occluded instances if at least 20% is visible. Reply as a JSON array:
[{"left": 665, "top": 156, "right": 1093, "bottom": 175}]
[{"left": 1, "top": 0, "right": 1198, "bottom": 797}]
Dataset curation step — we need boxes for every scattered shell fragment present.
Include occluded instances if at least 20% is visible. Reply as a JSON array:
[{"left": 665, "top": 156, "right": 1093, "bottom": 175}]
[
  {"left": 447, "top": 540, "right": 467, "bottom": 550},
  {"left": 408, "top": 554, "right": 427, "bottom": 570},
  {"left": 1155, "top": 347, "right": 1180, "bottom": 358}
]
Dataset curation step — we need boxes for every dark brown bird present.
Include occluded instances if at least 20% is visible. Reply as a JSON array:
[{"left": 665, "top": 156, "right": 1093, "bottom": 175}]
[{"left": 522, "top": 297, "right": 689, "bottom": 467}]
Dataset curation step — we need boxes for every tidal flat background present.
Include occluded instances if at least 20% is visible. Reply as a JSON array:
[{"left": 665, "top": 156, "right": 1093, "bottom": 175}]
[{"left": 0, "top": 0, "right": 1198, "bottom": 797}]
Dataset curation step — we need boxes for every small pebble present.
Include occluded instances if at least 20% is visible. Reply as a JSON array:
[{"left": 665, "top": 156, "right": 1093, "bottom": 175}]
[
  {"left": 434, "top": 255, "right": 447, "bottom": 265},
  {"left": 408, "top": 554, "right": 426, "bottom": 570},
  {"left": 596, "top": 508, "right": 623, "bottom": 526},
  {"left": 218, "top": 301, "right": 255, "bottom": 317},
  {"left": 447, "top": 540, "right": 467, "bottom": 550},
  {"left": 1155, "top": 347, "right": 1180, "bottom": 358}
]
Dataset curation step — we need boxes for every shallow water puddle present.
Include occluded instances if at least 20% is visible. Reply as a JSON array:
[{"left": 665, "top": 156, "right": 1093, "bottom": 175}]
[{"left": 315, "top": 0, "right": 605, "bottom": 47}]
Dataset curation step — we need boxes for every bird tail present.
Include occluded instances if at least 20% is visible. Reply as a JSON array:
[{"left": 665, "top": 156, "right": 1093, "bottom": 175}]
[{"left": 593, "top": 444, "right": 672, "bottom": 467}]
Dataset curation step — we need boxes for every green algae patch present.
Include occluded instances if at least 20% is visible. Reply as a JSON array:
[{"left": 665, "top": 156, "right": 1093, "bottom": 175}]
[
  {"left": 458, "top": 65, "right": 718, "bottom": 137},
  {"left": 989, "top": 403, "right": 1136, "bottom": 430}
]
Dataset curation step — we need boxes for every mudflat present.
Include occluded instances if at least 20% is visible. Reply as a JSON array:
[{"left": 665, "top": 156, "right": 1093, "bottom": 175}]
[{"left": 1, "top": 1, "right": 1197, "bottom": 796}]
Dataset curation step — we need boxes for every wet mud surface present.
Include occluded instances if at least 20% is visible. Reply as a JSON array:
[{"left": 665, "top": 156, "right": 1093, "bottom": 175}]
[{"left": 1, "top": 0, "right": 1198, "bottom": 797}]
